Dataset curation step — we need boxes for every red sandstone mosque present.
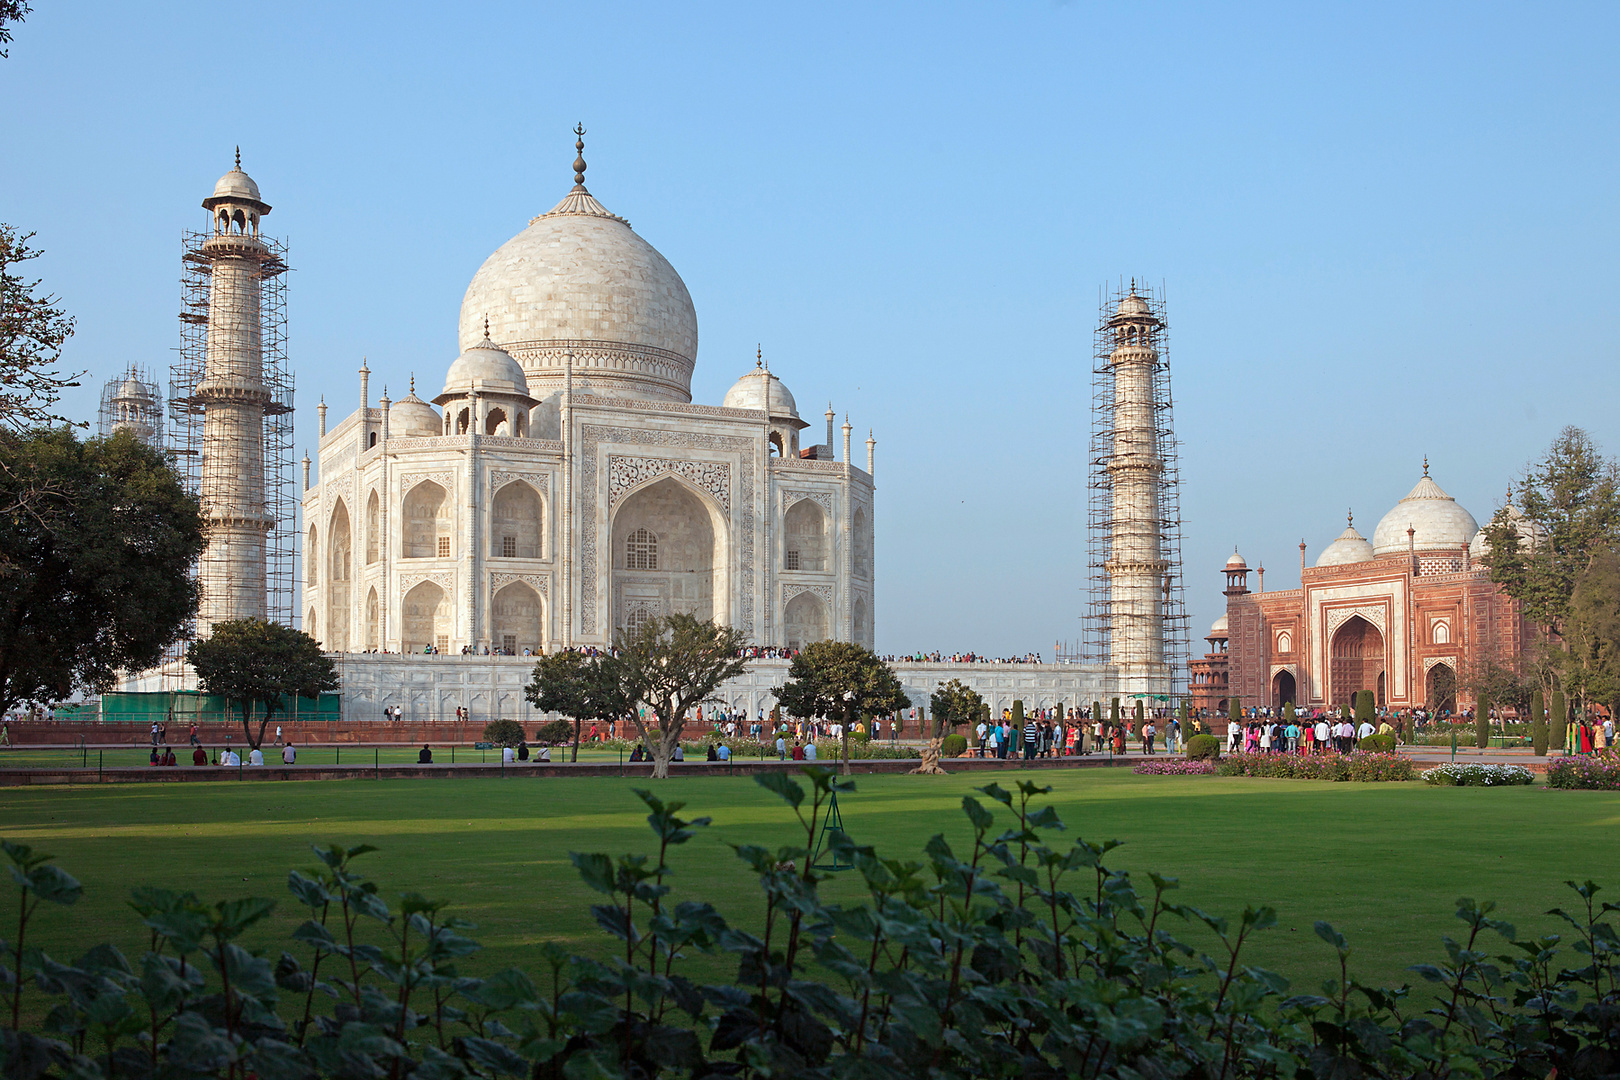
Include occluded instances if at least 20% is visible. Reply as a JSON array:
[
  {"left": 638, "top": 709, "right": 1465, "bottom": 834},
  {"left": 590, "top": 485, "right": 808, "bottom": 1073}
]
[{"left": 1189, "top": 462, "right": 1539, "bottom": 716}]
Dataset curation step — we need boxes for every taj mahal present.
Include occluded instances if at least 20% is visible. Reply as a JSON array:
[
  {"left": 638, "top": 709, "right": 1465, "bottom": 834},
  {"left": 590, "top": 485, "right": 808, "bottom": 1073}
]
[{"left": 302, "top": 130, "right": 874, "bottom": 658}]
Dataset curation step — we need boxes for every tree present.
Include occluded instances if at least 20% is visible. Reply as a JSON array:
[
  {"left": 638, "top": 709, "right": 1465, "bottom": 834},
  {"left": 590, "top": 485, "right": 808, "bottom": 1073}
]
[
  {"left": 1565, "top": 546, "right": 1620, "bottom": 721},
  {"left": 188, "top": 619, "right": 338, "bottom": 749},
  {"left": 0, "top": 227, "right": 83, "bottom": 433},
  {"left": 0, "top": 428, "right": 203, "bottom": 713},
  {"left": 929, "top": 678, "right": 983, "bottom": 739},
  {"left": 1530, "top": 688, "right": 1548, "bottom": 756},
  {"left": 616, "top": 613, "right": 748, "bottom": 779},
  {"left": 1, "top": 2, "right": 32, "bottom": 60},
  {"left": 775, "top": 639, "right": 911, "bottom": 776},
  {"left": 482, "top": 718, "right": 524, "bottom": 746},
  {"left": 1482, "top": 427, "right": 1620, "bottom": 643},
  {"left": 1476, "top": 691, "right": 1491, "bottom": 750},
  {"left": 1550, "top": 690, "right": 1568, "bottom": 755},
  {"left": 526, "top": 649, "right": 634, "bottom": 762}
]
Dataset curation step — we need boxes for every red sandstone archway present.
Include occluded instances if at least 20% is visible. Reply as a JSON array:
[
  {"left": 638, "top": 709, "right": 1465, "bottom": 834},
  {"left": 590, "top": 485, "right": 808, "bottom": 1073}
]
[
  {"left": 1272, "top": 669, "right": 1297, "bottom": 711},
  {"left": 1329, "top": 616, "right": 1384, "bottom": 707}
]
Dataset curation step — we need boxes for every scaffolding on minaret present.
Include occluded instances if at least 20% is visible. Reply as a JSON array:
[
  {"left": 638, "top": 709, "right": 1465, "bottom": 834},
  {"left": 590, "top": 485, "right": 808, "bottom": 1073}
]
[
  {"left": 151, "top": 227, "right": 293, "bottom": 688},
  {"left": 1083, "top": 280, "right": 1189, "bottom": 699}
]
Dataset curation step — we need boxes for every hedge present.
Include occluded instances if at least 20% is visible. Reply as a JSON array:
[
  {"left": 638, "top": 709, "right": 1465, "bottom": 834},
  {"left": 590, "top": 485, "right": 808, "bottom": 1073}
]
[
  {"left": 1215, "top": 751, "right": 1415, "bottom": 782},
  {"left": 1184, "top": 733, "right": 1220, "bottom": 760},
  {"left": 1357, "top": 733, "right": 1396, "bottom": 754},
  {"left": 940, "top": 733, "right": 968, "bottom": 757}
]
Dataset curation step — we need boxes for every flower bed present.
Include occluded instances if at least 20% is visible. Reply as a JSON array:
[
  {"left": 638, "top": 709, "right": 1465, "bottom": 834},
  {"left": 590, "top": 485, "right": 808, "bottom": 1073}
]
[
  {"left": 1215, "top": 751, "right": 1415, "bottom": 782},
  {"left": 1133, "top": 758, "right": 1217, "bottom": 776},
  {"left": 1421, "top": 762, "right": 1534, "bottom": 787},
  {"left": 1546, "top": 755, "right": 1620, "bottom": 790}
]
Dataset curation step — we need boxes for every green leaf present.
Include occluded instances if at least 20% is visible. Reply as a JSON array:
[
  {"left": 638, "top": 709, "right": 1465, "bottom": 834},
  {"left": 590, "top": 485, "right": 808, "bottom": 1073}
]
[{"left": 755, "top": 770, "right": 805, "bottom": 808}]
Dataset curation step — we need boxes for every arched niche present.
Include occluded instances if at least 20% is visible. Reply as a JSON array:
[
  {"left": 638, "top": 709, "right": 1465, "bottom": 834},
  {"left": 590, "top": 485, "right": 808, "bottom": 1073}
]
[
  {"left": 306, "top": 524, "right": 318, "bottom": 586},
  {"left": 853, "top": 595, "right": 869, "bottom": 648},
  {"left": 403, "top": 480, "right": 450, "bottom": 559},
  {"left": 365, "top": 587, "right": 379, "bottom": 651},
  {"left": 365, "top": 490, "right": 380, "bottom": 564},
  {"left": 1272, "top": 669, "right": 1296, "bottom": 711},
  {"left": 307, "top": 606, "right": 318, "bottom": 644},
  {"left": 492, "top": 481, "right": 543, "bottom": 559},
  {"left": 327, "top": 500, "right": 351, "bottom": 652},
  {"left": 402, "top": 581, "right": 450, "bottom": 654},
  {"left": 1328, "top": 615, "right": 1383, "bottom": 707},
  {"left": 609, "top": 475, "right": 728, "bottom": 635},
  {"left": 784, "top": 498, "right": 827, "bottom": 572},
  {"left": 491, "top": 581, "right": 544, "bottom": 655},
  {"left": 784, "top": 592, "right": 828, "bottom": 651},
  {"left": 853, "top": 507, "right": 871, "bottom": 578},
  {"left": 485, "top": 407, "right": 509, "bottom": 437},
  {"left": 1425, "top": 662, "right": 1457, "bottom": 714}
]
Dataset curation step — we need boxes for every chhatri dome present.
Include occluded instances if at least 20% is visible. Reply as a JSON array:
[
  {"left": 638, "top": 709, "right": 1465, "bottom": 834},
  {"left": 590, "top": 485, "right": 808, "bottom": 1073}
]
[
  {"left": 1316, "top": 510, "right": 1375, "bottom": 567},
  {"left": 203, "top": 147, "right": 268, "bottom": 213},
  {"left": 1469, "top": 490, "right": 1545, "bottom": 560},
  {"left": 457, "top": 126, "right": 698, "bottom": 403},
  {"left": 1370, "top": 459, "right": 1479, "bottom": 556},
  {"left": 388, "top": 376, "right": 442, "bottom": 438},
  {"left": 722, "top": 352, "right": 804, "bottom": 425}
]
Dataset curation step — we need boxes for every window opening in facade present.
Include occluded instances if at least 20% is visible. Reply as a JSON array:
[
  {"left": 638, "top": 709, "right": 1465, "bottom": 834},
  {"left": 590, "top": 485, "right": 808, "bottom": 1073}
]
[
  {"left": 626, "top": 528, "right": 657, "bottom": 570},
  {"left": 502, "top": 535, "right": 516, "bottom": 558},
  {"left": 437, "top": 536, "right": 450, "bottom": 558}
]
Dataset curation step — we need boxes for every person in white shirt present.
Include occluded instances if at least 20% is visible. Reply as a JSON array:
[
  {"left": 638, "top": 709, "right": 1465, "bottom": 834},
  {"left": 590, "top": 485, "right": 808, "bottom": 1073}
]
[
  {"left": 803, "top": 742, "right": 817, "bottom": 761},
  {"left": 536, "top": 746, "right": 551, "bottom": 762},
  {"left": 1313, "top": 720, "right": 1330, "bottom": 752},
  {"left": 775, "top": 735, "right": 787, "bottom": 759},
  {"left": 1356, "top": 720, "right": 1375, "bottom": 742},
  {"left": 501, "top": 745, "right": 516, "bottom": 764},
  {"left": 672, "top": 744, "right": 684, "bottom": 761},
  {"left": 281, "top": 744, "right": 296, "bottom": 764},
  {"left": 222, "top": 749, "right": 240, "bottom": 766},
  {"left": 975, "top": 720, "right": 988, "bottom": 753},
  {"left": 247, "top": 747, "right": 264, "bottom": 766}
]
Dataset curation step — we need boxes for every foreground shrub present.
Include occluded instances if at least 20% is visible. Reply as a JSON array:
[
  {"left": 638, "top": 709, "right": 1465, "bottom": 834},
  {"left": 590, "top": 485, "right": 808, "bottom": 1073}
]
[
  {"left": 481, "top": 716, "right": 524, "bottom": 745},
  {"left": 1357, "top": 732, "right": 1396, "bottom": 753},
  {"left": 534, "top": 717, "right": 573, "bottom": 744},
  {"left": 1216, "top": 750, "right": 1415, "bottom": 782},
  {"left": 940, "top": 732, "right": 968, "bottom": 757},
  {"left": 1547, "top": 754, "right": 1620, "bottom": 789},
  {"left": 1422, "top": 761, "right": 1535, "bottom": 786},
  {"left": 1133, "top": 758, "right": 1216, "bottom": 775},
  {"left": 1184, "top": 732, "right": 1220, "bottom": 759},
  {"left": 9, "top": 769, "right": 1620, "bottom": 1079}
]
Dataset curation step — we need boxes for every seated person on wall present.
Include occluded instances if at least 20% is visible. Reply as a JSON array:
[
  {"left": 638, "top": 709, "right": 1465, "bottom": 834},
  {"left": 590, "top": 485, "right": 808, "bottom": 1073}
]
[
  {"left": 418, "top": 744, "right": 433, "bottom": 763},
  {"left": 803, "top": 741, "right": 817, "bottom": 762},
  {"left": 248, "top": 746, "right": 264, "bottom": 766},
  {"left": 162, "top": 748, "right": 177, "bottom": 766},
  {"left": 149, "top": 748, "right": 161, "bottom": 766},
  {"left": 501, "top": 744, "right": 516, "bottom": 764},
  {"left": 192, "top": 745, "right": 207, "bottom": 766},
  {"left": 628, "top": 743, "right": 645, "bottom": 762},
  {"left": 706, "top": 743, "right": 719, "bottom": 761},
  {"left": 717, "top": 742, "right": 731, "bottom": 762},
  {"left": 536, "top": 744, "right": 550, "bottom": 762},
  {"left": 672, "top": 743, "right": 684, "bottom": 762},
  {"left": 517, "top": 741, "right": 529, "bottom": 761},
  {"left": 282, "top": 743, "right": 296, "bottom": 765}
]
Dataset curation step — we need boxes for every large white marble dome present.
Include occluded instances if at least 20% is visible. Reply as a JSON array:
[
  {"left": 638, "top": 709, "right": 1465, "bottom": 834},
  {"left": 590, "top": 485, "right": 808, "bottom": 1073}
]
[
  {"left": 1371, "top": 471, "right": 1479, "bottom": 556},
  {"left": 457, "top": 142, "right": 698, "bottom": 404}
]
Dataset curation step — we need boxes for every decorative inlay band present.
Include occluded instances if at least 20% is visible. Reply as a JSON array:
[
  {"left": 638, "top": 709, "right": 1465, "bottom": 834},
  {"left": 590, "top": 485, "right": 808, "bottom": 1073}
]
[
  {"left": 1325, "top": 605, "right": 1386, "bottom": 637},
  {"left": 783, "top": 583, "right": 833, "bottom": 606},
  {"left": 401, "top": 471, "right": 454, "bottom": 494},
  {"left": 608, "top": 456, "right": 731, "bottom": 511},
  {"left": 491, "top": 573, "right": 548, "bottom": 597},
  {"left": 782, "top": 489, "right": 833, "bottom": 515},
  {"left": 400, "top": 571, "right": 454, "bottom": 592}
]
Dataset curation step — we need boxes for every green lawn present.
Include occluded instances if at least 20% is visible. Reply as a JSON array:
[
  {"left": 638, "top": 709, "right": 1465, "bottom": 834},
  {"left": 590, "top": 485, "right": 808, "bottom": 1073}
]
[{"left": 1, "top": 769, "right": 1616, "bottom": 998}]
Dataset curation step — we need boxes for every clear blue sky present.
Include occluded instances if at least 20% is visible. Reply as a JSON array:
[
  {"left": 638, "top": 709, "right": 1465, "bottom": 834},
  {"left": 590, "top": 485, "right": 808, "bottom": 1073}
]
[{"left": 3, "top": 1, "right": 1616, "bottom": 659}]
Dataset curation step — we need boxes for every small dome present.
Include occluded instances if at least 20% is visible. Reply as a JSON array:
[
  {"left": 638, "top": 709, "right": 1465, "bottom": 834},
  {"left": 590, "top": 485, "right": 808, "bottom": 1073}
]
[
  {"left": 202, "top": 152, "right": 269, "bottom": 212},
  {"left": 722, "top": 360, "right": 800, "bottom": 419},
  {"left": 437, "top": 334, "right": 530, "bottom": 404},
  {"left": 1316, "top": 514, "right": 1375, "bottom": 567},
  {"left": 1117, "top": 292, "right": 1152, "bottom": 317},
  {"left": 1225, "top": 550, "right": 1248, "bottom": 569},
  {"left": 1470, "top": 500, "right": 1543, "bottom": 561},
  {"left": 389, "top": 384, "right": 441, "bottom": 438},
  {"left": 113, "top": 377, "right": 153, "bottom": 402},
  {"left": 1371, "top": 468, "right": 1479, "bottom": 556},
  {"left": 1209, "top": 614, "right": 1229, "bottom": 638}
]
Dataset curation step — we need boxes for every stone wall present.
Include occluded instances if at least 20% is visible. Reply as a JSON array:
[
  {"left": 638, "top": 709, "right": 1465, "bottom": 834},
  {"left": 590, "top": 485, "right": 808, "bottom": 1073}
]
[{"left": 333, "top": 653, "right": 1119, "bottom": 728}]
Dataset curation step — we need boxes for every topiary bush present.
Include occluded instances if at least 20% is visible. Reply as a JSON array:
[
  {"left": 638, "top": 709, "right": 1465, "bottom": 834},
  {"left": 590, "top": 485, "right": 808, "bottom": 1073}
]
[
  {"left": 534, "top": 718, "right": 573, "bottom": 744},
  {"left": 1551, "top": 690, "right": 1568, "bottom": 753},
  {"left": 1357, "top": 733, "right": 1396, "bottom": 753},
  {"left": 1185, "top": 733, "right": 1220, "bottom": 760},
  {"left": 1476, "top": 693, "right": 1491, "bottom": 750},
  {"left": 482, "top": 717, "right": 524, "bottom": 745},
  {"left": 941, "top": 733, "right": 968, "bottom": 757},
  {"left": 1531, "top": 689, "right": 1549, "bottom": 755}
]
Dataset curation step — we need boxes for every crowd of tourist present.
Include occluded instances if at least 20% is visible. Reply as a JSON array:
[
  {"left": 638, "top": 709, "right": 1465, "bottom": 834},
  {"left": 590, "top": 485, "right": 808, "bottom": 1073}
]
[{"left": 882, "top": 651, "right": 1045, "bottom": 664}]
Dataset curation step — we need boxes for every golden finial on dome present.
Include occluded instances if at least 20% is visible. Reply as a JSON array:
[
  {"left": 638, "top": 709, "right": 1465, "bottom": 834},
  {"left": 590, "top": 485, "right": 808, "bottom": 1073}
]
[
  {"left": 483, "top": 314, "right": 490, "bottom": 340},
  {"left": 573, "top": 123, "right": 587, "bottom": 188},
  {"left": 1423, "top": 455, "right": 1430, "bottom": 477},
  {"left": 234, "top": 145, "right": 240, "bottom": 170},
  {"left": 756, "top": 345, "right": 763, "bottom": 369},
  {"left": 409, "top": 374, "right": 416, "bottom": 395},
  {"left": 1347, "top": 508, "right": 1354, "bottom": 527}
]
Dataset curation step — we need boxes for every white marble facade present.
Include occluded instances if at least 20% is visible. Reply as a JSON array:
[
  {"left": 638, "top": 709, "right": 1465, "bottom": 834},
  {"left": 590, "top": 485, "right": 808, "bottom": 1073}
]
[{"left": 303, "top": 142, "right": 874, "bottom": 655}]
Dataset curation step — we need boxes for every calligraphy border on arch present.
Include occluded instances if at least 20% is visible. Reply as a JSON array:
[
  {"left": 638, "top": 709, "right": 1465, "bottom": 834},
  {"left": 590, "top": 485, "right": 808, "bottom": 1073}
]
[
  {"left": 400, "top": 571, "right": 455, "bottom": 592},
  {"left": 1325, "top": 604, "right": 1386, "bottom": 638},
  {"left": 580, "top": 425, "right": 755, "bottom": 635},
  {"left": 400, "top": 471, "right": 455, "bottom": 495},
  {"left": 783, "top": 583, "right": 833, "bottom": 608}
]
